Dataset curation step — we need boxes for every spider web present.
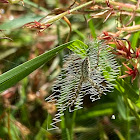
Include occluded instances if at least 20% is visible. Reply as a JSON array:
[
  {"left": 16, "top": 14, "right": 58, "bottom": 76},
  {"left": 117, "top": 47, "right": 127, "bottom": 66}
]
[{"left": 46, "top": 40, "right": 120, "bottom": 130}]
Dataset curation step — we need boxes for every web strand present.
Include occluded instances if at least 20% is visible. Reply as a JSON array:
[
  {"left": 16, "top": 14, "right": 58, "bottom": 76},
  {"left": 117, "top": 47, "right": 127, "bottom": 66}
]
[{"left": 46, "top": 40, "right": 119, "bottom": 130}]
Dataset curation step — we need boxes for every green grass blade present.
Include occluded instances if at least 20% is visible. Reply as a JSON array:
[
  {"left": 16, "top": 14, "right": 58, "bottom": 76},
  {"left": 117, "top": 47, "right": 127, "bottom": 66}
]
[
  {"left": 0, "top": 14, "right": 43, "bottom": 31},
  {"left": 88, "top": 15, "right": 96, "bottom": 38},
  {"left": 0, "top": 40, "right": 85, "bottom": 93},
  {"left": 131, "top": 31, "right": 140, "bottom": 49},
  {"left": 68, "top": 40, "right": 88, "bottom": 58},
  {"left": 76, "top": 103, "right": 116, "bottom": 121},
  {"left": 115, "top": 79, "right": 139, "bottom": 103}
]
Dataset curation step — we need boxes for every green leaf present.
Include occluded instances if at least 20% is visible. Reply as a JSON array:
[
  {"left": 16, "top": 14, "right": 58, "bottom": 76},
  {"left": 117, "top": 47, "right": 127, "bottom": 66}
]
[
  {"left": 131, "top": 31, "right": 140, "bottom": 49},
  {"left": 116, "top": 95, "right": 127, "bottom": 120},
  {"left": 77, "top": 108, "right": 113, "bottom": 121},
  {"left": 76, "top": 103, "right": 116, "bottom": 121},
  {"left": 115, "top": 79, "right": 139, "bottom": 104},
  {"left": 0, "top": 40, "right": 86, "bottom": 93},
  {"left": 68, "top": 40, "right": 88, "bottom": 58},
  {"left": 0, "top": 14, "right": 43, "bottom": 31},
  {"left": 135, "top": 98, "right": 140, "bottom": 108},
  {"left": 88, "top": 15, "right": 96, "bottom": 38}
]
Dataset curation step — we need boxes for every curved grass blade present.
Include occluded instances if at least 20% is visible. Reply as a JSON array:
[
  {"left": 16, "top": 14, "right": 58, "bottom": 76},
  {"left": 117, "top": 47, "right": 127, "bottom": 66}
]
[
  {"left": 115, "top": 79, "right": 139, "bottom": 103},
  {"left": 0, "top": 40, "right": 85, "bottom": 93}
]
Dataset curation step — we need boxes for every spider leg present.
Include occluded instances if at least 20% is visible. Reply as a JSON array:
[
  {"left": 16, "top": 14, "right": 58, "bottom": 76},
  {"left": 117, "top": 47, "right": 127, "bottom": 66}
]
[
  {"left": 94, "top": 44, "right": 101, "bottom": 69},
  {"left": 89, "top": 44, "right": 101, "bottom": 72},
  {"left": 68, "top": 76, "right": 83, "bottom": 107},
  {"left": 87, "top": 78, "right": 103, "bottom": 97}
]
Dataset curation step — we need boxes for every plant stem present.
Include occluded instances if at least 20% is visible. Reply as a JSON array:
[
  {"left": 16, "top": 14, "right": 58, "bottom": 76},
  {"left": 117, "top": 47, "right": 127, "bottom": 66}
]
[
  {"left": 95, "top": 0, "right": 140, "bottom": 12},
  {"left": 88, "top": 14, "right": 96, "bottom": 38},
  {"left": 40, "top": 0, "right": 140, "bottom": 25},
  {"left": 69, "top": 1, "right": 93, "bottom": 13},
  {"left": 70, "top": 0, "right": 140, "bottom": 13},
  {"left": 61, "top": 110, "right": 77, "bottom": 140},
  {"left": 69, "top": 110, "right": 77, "bottom": 140},
  {"left": 7, "top": 109, "right": 12, "bottom": 140},
  {"left": 69, "top": 0, "right": 140, "bottom": 14},
  {"left": 124, "top": 96, "right": 140, "bottom": 123},
  {"left": 126, "top": 105, "right": 130, "bottom": 140}
]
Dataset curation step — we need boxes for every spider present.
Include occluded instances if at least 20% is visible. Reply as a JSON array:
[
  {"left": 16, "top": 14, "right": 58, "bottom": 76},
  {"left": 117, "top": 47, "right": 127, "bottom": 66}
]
[
  {"left": 67, "top": 55, "right": 104, "bottom": 108},
  {"left": 46, "top": 41, "right": 119, "bottom": 130}
]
